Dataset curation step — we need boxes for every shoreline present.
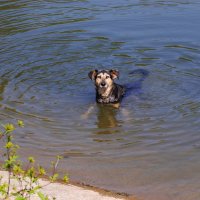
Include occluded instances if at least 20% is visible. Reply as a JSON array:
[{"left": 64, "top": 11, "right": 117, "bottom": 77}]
[
  {"left": 0, "top": 170, "right": 137, "bottom": 200},
  {"left": 62, "top": 180, "right": 137, "bottom": 200}
]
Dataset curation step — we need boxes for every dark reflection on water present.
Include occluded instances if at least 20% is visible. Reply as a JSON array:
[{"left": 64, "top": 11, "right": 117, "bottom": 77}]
[
  {"left": 95, "top": 105, "right": 120, "bottom": 135},
  {"left": 1, "top": 0, "right": 200, "bottom": 199},
  {"left": 0, "top": 79, "right": 8, "bottom": 101}
]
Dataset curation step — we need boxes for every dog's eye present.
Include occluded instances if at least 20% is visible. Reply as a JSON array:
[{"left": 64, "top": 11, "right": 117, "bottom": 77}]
[
  {"left": 97, "top": 75, "right": 101, "bottom": 79},
  {"left": 106, "top": 76, "right": 110, "bottom": 79}
]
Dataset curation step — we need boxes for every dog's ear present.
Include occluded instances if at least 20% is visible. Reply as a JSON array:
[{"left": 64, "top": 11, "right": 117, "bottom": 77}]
[
  {"left": 88, "top": 70, "right": 98, "bottom": 80},
  {"left": 109, "top": 69, "right": 119, "bottom": 79}
]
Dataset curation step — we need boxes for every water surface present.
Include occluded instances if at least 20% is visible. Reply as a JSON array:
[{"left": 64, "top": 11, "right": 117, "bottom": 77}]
[{"left": 1, "top": 1, "right": 200, "bottom": 199}]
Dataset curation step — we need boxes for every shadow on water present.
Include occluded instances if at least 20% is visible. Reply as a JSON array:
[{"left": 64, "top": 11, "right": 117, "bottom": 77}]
[{"left": 124, "top": 68, "right": 149, "bottom": 97}]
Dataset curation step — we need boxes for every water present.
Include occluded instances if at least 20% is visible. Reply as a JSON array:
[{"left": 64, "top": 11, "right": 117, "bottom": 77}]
[{"left": 1, "top": 0, "right": 200, "bottom": 199}]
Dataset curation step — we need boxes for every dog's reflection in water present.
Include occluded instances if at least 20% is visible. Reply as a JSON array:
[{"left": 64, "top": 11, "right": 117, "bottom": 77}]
[
  {"left": 95, "top": 104, "right": 120, "bottom": 134},
  {"left": 81, "top": 103, "right": 130, "bottom": 135},
  {"left": 0, "top": 79, "right": 8, "bottom": 100}
]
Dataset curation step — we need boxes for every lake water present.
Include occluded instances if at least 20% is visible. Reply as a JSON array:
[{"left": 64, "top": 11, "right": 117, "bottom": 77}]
[{"left": 1, "top": 0, "right": 200, "bottom": 199}]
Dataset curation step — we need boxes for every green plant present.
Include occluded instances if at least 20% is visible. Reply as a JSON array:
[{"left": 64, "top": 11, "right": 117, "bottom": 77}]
[{"left": 0, "top": 121, "right": 69, "bottom": 200}]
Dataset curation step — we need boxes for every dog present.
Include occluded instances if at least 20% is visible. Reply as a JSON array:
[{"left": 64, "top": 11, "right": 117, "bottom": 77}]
[
  {"left": 82, "top": 69, "right": 149, "bottom": 120},
  {"left": 88, "top": 69, "right": 125, "bottom": 107}
]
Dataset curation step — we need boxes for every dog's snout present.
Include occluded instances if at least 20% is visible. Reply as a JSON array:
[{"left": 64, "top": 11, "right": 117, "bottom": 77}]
[{"left": 100, "top": 82, "right": 106, "bottom": 87}]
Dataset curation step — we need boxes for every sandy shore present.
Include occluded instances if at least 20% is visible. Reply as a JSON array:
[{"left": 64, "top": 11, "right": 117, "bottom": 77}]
[{"left": 0, "top": 171, "right": 135, "bottom": 200}]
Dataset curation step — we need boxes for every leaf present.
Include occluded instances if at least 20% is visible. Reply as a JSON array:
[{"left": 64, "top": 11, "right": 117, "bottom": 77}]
[
  {"left": 15, "top": 195, "right": 26, "bottom": 200},
  {"left": 5, "top": 141, "right": 14, "bottom": 149},
  {"left": 3, "top": 123, "right": 15, "bottom": 132},
  {"left": 17, "top": 120, "right": 24, "bottom": 128},
  {"left": 28, "top": 156, "right": 35, "bottom": 163},
  {"left": 37, "top": 191, "right": 49, "bottom": 200},
  {"left": 49, "top": 173, "right": 59, "bottom": 182},
  {"left": 0, "top": 183, "right": 8, "bottom": 195},
  {"left": 63, "top": 174, "right": 69, "bottom": 183},
  {"left": 38, "top": 166, "right": 46, "bottom": 175}
]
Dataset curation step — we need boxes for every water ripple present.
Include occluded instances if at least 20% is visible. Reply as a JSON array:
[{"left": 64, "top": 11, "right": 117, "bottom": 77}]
[{"left": 1, "top": 0, "right": 200, "bottom": 199}]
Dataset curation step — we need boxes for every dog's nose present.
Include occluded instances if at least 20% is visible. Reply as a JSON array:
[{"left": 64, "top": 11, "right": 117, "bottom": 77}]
[{"left": 100, "top": 82, "right": 106, "bottom": 87}]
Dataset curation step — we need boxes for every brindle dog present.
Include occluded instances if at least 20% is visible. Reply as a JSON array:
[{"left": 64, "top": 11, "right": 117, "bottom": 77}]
[{"left": 88, "top": 69, "right": 125, "bottom": 106}]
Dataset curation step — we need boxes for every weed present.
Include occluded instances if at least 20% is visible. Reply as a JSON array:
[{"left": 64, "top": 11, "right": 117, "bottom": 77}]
[{"left": 0, "top": 121, "right": 69, "bottom": 200}]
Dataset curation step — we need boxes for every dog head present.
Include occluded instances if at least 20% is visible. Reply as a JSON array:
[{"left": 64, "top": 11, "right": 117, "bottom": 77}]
[{"left": 88, "top": 69, "right": 119, "bottom": 97}]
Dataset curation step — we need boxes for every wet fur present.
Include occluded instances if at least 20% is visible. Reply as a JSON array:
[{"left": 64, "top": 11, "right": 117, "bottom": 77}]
[{"left": 88, "top": 70, "right": 125, "bottom": 104}]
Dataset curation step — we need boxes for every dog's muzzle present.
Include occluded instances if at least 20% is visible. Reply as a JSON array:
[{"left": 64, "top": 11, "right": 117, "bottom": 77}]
[{"left": 100, "top": 82, "right": 106, "bottom": 88}]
